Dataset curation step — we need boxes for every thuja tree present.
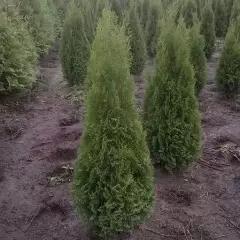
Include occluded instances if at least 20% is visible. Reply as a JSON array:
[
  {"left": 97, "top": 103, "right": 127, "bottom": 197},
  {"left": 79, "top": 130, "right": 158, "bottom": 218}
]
[
  {"left": 18, "top": 0, "right": 55, "bottom": 55},
  {"left": 189, "top": 21, "right": 207, "bottom": 94},
  {"left": 73, "top": 10, "right": 154, "bottom": 237},
  {"left": 60, "top": 7, "right": 90, "bottom": 85},
  {"left": 0, "top": 1, "right": 37, "bottom": 93},
  {"left": 75, "top": 0, "right": 96, "bottom": 43},
  {"left": 216, "top": 18, "right": 240, "bottom": 98},
  {"left": 47, "top": 0, "right": 62, "bottom": 38},
  {"left": 125, "top": 0, "right": 146, "bottom": 74},
  {"left": 145, "top": 0, "right": 163, "bottom": 56},
  {"left": 141, "top": 0, "right": 150, "bottom": 31},
  {"left": 181, "top": 0, "right": 198, "bottom": 28},
  {"left": 144, "top": 16, "right": 201, "bottom": 171},
  {"left": 214, "top": 0, "right": 227, "bottom": 37},
  {"left": 200, "top": 1, "right": 215, "bottom": 59},
  {"left": 194, "top": 0, "right": 202, "bottom": 19},
  {"left": 225, "top": 0, "right": 234, "bottom": 33},
  {"left": 231, "top": 0, "right": 240, "bottom": 22}
]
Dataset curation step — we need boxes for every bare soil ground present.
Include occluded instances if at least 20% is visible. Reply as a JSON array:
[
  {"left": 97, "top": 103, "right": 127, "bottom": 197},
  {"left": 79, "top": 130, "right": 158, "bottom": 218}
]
[{"left": 0, "top": 43, "right": 240, "bottom": 240}]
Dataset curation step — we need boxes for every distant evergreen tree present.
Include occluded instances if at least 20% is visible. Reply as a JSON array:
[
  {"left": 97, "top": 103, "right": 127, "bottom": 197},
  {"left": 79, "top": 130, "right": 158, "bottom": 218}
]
[
  {"left": 18, "top": 0, "right": 55, "bottom": 55},
  {"left": 216, "top": 18, "right": 240, "bottom": 98},
  {"left": 225, "top": 0, "right": 234, "bottom": 34},
  {"left": 144, "top": 14, "right": 201, "bottom": 171},
  {"left": 212, "top": 0, "right": 217, "bottom": 12},
  {"left": 194, "top": 0, "right": 202, "bottom": 19},
  {"left": 74, "top": 10, "right": 154, "bottom": 237},
  {"left": 95, "top": 0, "right": 109, "bottom": 19},
  {"left": 200, "top": 1, "right": 216, "bottom": 59},
  {"left": 181, "top": 0, "right": 198, "bottom": 28},
  {"left": 60, "top": 7, "right": 90, "bottom": 85},
  {"left": 75, "top": 0, "right": 96, "bottom": 43},
  {"left": 0, "top": 1, "right": 37, "bottom": 93},
  {"left": 47, "top": 0, "right": 62, "bottom": 37},
  {"left": 110, "top": 0, "right": 123, "bottom": 20},
  {"left": 214, "top": 0, "right": 227, "bottom": 37},
  {"left": 189, "top": 21, "right": 207, "bottom": 94},
  {"left": 145, "top": 0, "right": 163, "bottom": 56},
  {"left": 231, "top": 0, "right": 240, "bottom": 22},
  {"left": 141, "top": 0, "right": 150, "bottom": 31},
  {"left": 125, "top": 0, "right": 146, "bottom": 74},
  {"left": 52, "top": 0, "right": 71, "bottom": 26}
]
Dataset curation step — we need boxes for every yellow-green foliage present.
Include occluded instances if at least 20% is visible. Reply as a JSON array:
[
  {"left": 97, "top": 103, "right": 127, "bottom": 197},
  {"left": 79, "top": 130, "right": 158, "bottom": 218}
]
[
  {"left": 0, "top": 1, "right": 37, "bottom": 93},
  {"left": 189, "top": 21, "right": 207, "bottom": 94},
  {"left": 17, "top": 0, "right": 55, "bottom": 55},
  {"left": 74, "top": 10, "right": 154, "bottom": 237},
  {"left": 216, "top": 18, "right": 240, "bottom": 97},
  {"left": 144, "top": 14, "right": 201, "bottom": 171},
  {"left": 200, "top": 1, "right": 216, "bottom": 59},
  {"left": 60, "top": 7, "right": 90, "bottom": 85}
]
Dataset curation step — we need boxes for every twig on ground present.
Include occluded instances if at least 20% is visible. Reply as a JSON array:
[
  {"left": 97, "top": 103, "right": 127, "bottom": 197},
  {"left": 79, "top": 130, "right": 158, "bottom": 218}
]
[
  {"left": 199, "top": 161, "right": 222, "bottom": 171},
  {"left": 141, "top": 226, "right": 176, "bottom": 238},
  {"left": 8, "top": 128, "right": 23, "bottom": 140},
  {"left": 24, "top": 208, "right": 42, "bottom": 232}
]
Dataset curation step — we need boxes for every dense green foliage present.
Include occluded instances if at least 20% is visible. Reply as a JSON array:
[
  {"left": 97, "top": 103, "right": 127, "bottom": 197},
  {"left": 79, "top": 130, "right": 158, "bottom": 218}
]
[
  {"left": 181, "top": 0, "right": 198, "bottom": 28},
  {"left": 52, "top": 0, "right": 71, "bottom": 26},
  {"left": 189, "top": 22, "right": 207, "bottom": 94},
  {"left": 214, "top": 0, "right": 227, "bottom": 37},
  {"left": 145, "top": 0, "right": 163, "bottom": 56},
  {"left": 60, "top": 7, "right": 90, "bottom": 85},
  {"left": 0, "top": 1, "right": 37, "bottom": 93},
  {"left": 231, "top": 0, "right": 240, "bottom": 22},
  {"left": 216, "top": 19, "right": 240, "bottom": 97},
  {"left": 126, "top": 1, "right": 146, "bottom": 74},
  {"left": 141, "top": 0, "right": 151, "bottom": 31},
  {"left": 18, "top": 0, "right": 56, "bottom": 55},
  {"left": 47, "top": 0, "right": 62, "bottom": 37},
  {"left": 200, "top": 2, "right": 216, "bottom": 59},
  {"left": 144, "top": 15, "right": 201, "bottom": 171},
  {"left": 225, "top": 0, "right": 234, "bottom": 32},
  {"left": 74, "top": 10, "right": 154, "bottom": 237}
]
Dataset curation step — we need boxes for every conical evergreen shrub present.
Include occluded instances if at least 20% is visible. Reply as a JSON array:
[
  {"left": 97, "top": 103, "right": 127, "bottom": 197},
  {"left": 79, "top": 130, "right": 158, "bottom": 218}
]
[
  {"left": 194, "top": 0, "right": 202, "bottom": 19},
  {"left": 189, "top": 21, "right": 207, "bottom": 94},
  {"left": 214, "top": 0, "right": 227, "bottom": 37},
  {"left": 144, "top": 15, "right": 201, "bottom": 171},
  {"left": 181, "top": 0, "right": 198, "bottom": 28},
  {"left": 75, "top": 0, "right": 96, "bottom": 43},
  {"left": 216, "top": 18, "right": 240, "bottom": 98},
  {"left": 47, "top": 0, "right": 62, "bottom": 38},
  {"left": 145, "top": 0, "right": 163, "bottom": 56},
  {"left": 73, "top": 10, "right": 154, "bottom": 237},
  {"left": 60, "top": 7, "right": 90, "bottom": 85},
  {"left": 0, "top": 2, "right": 37, "bottom": 93},
  {"left": 141, "top": 0, "right": 150, "bottom": 31},
  {"left": 110, "top": 0, "right": 123, "bottom": 20},
  {"left": 231, "top": 0, "right": 240, "bottom": 22},
  {"left": 18, "top": 0, "right": 55, "bottom": 55},
  {"left": 125, "top": 0, "right": 146, "bottom": 74},
  {"left": 225, "top": 0, "right": 234, "bottom": 34},
  {"left": 200, "top": 1, "right": 216, "bottom": 59}
]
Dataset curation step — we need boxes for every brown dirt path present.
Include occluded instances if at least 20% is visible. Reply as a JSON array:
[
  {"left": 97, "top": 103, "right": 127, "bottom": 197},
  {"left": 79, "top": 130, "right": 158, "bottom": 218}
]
[{"left": 0, "top": 43, "right": 240, "bottom": 240}]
